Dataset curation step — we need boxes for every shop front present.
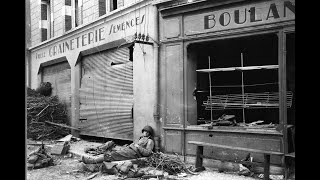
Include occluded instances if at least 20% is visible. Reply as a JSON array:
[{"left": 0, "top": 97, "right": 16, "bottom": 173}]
[
  {"left": 156, "top": 0, "right": 295, "bottom": 168},
  {"left": 28, "top": 1, "right": 159, "bottom": 141}
]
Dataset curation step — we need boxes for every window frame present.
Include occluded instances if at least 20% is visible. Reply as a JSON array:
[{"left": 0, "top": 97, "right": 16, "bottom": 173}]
[
  {"left": 41, "top": 0, "right": 51, "bottom": 41},
  {"left": 184, "top": 28, "right": 295, "bottom": 133}
]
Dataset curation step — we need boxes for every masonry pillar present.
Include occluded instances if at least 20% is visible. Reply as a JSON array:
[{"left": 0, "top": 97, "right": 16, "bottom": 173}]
[{"left": 67, "top": 52, "right": 81, "bottom": 137}]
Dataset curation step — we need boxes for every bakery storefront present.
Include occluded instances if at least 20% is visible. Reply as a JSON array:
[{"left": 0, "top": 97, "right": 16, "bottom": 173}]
[
  {"left": 29, "top": 1, "right": 158, "bottom": 142},
  {"left": 156, "top": 0, "right": 295, "bottom": 169}
]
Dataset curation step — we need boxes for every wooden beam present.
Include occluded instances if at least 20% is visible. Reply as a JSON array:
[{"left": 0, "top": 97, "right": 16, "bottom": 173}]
[
  {"left": 196, "top": 65, "right": 279, "bottom": 73},
  {"left": 188, "top": 141, "right": 284, "bottom": 155},
  {"left": 45, "top": 121, "right": 80, "bottom": 131}
]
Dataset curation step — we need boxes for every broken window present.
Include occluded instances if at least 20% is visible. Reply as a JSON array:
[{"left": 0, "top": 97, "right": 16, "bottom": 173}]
[
  {"left": 110, "top": 0, "right": 118, "bottom": 11},
  {"left": 187, "top": 33, "right": 291, "bottom": 128}
]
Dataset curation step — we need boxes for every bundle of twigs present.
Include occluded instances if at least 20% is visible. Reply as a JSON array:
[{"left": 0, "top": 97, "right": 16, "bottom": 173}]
[
  {"left": 27, "top": 88, "right": 70, "bottom": 140},
  {"left": 145, "top": 152, "right": 187, "bottom": 175}
]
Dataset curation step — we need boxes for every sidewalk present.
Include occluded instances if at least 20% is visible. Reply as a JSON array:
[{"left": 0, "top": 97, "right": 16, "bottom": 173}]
[
  {"left": 68, "top": 140, "right": 103, "bottom": 158},
  {"left": 27, "top": 138, "right": 288, "bottom": 180}
]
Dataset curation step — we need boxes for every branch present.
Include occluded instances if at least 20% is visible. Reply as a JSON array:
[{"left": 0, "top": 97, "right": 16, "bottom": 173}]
[{"left": 45, "top": 121, "right": 80, "bottom": 131}]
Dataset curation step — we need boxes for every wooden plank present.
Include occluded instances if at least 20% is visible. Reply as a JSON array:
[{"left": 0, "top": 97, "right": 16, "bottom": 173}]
[
  {"left": 197, "top": 67, "right": 236, "bottom": 72},
  {"left": 57, "top": 134, "right": 73, "bottom": 142},
  {"left": 196, "top": 65, "right": 279, "bottom": 73},
  {"left": 51, "top": 142, "right": 70, "bottom": 155},
  {"left": 239, "top": 160, "right": 264, "bottom": 167},
  {"left": 188, "top": 141, "right": 283, "bottom": 155},
  {"left": 27, "top": 143, "right": 50, "bottom": 146},
  {"left": 45, "top": 121, "right": 80, "bottom": 131},
  {"left": 79, "top": 131, "right": 133, "bottom": 141},
  {"left": 186, "top": 131, "right": 283, "bottom": 165},
  {"left": 285, "top": 152, "right": 295, "bottom": 158}
]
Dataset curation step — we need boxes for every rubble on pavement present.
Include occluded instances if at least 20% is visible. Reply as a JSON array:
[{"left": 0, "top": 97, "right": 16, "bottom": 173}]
[
  {"left": 27, "top": 135, "right": 287, "bottom": 180},
  {"left": 27, "top": 143, "right": 54, "bottom": 170},
  {"left": 27, "top": 134, "right": 81, "bottom": 170}
]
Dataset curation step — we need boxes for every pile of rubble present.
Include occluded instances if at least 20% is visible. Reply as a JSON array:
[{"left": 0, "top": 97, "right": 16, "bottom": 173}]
[
  {"left": 27, "top": 143, "right": 54, "bottom": 170},
  {"left": 27, "top": 87, "right": 70, "bottom": 140}
]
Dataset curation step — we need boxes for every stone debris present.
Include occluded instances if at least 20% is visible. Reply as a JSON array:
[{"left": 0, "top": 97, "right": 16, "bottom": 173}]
[{"left": 27, "top": 143, "right": 54, "bottom": 170}]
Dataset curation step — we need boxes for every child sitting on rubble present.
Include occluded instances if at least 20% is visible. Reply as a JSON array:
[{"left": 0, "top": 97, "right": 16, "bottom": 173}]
[{"left": 81, "top": 125, "right": 155, "bottom": 164}]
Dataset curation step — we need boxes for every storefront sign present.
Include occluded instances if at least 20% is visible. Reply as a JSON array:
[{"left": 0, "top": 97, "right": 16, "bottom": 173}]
[
  {"left": 34, "top": 14, "right": 146, "bottom": 60},
  {"left": 184, "top": 0, "right": 295, "bottom": 36}
]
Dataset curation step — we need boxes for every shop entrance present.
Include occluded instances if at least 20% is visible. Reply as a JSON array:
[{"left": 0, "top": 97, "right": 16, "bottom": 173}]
[{"left": 78, "top": 45, "right": 134, "bottom": 141}]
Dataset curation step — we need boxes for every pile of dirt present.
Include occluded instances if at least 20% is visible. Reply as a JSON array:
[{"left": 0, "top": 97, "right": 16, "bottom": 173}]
[{"left": 27, "top": 87, "right": 70, "bottom": 140}]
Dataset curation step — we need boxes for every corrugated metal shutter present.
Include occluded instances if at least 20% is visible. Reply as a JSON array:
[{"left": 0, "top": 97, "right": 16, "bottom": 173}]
[
  {"left": 79, "top": 46, "right": 133, "bottom": 140},
  {"left": 42, "top": 61, "right": 71, "bottom": 119}
]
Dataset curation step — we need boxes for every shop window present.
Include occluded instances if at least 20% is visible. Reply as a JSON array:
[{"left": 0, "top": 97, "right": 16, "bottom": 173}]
[{"left": 188, "top": 33, "right": 287, "bottom": 128}]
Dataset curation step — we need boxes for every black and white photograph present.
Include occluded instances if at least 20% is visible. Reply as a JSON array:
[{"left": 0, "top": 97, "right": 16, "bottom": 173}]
[{"left": 25, "top": 0, "right": 295, "bottom": 179}]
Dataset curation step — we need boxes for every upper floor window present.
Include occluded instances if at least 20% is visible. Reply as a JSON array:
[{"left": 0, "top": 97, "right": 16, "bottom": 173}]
[
  {"left": 110, "top": 0, "right": 118, "bottom": 11},
  {"left": 98, "top": 0, "right": 124, "bottom": 18},
  {"left": 99, "top": 0, "right": 106, "bottom": 17},
  {"left": 112, "top": 0, "right": 124, "bottom": 11},
  {"left": 75, "top": 0, "right": 80, "bottom": 27},
  {"left": 40, "top": 0, "right": 51, "bottom": 41}
]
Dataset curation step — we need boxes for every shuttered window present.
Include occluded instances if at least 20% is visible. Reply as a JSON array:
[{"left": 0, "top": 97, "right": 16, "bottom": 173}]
[
  {"left": 79, "top": 46, "right": 133, "bottom": 140},
  {"left": 42, "top": 61, "right": 72, "bottom": 119}
]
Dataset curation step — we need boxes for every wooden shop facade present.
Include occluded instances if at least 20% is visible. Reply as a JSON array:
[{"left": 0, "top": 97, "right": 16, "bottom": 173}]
[{"left": 155, "top": 0, "right": 295, "bottom": 168}]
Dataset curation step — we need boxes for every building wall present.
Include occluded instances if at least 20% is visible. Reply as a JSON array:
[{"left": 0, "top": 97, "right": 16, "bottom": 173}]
[
  {"left": 133, "top": 44, "right": 157, "bottom": 141},
  {"left": 29, "top": 0, "right": 145, "bottom": 47},
  {"left": 156, "top": 0, "right": 295, "bottom": 166},
  {"left": 26, "top": 0, "right": 32, "bottom": 87},
  {"left": 28, "top": 0, "right": 158, "bottom": 140},
  {"left": 82, "top": 0, "right": 96, "bottom": 24},
  {"left": 30, "top": 0, "right": 41, "bottom": 46},
  {"left": 52, "top": 0, "right": 64, "bottom": 37}
]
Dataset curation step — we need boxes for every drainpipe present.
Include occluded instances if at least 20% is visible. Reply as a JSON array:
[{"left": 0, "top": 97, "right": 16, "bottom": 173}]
[
  {"left": 25, "top": 0, "right": 31, "bottom": 87},
  {"left": 26, "top": 49, "right": 32, "bottom": 88},
  {"left": 152, "top": 4, "right": 160, "bottom": 152}
]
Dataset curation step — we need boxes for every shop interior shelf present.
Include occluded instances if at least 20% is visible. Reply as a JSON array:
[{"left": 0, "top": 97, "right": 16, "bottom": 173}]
[
  {"left": 196, "top": 65, "right": 278, "bottom": 73},
  {"left": 203, "top": 91, "right": 293, "bottom": 110}
]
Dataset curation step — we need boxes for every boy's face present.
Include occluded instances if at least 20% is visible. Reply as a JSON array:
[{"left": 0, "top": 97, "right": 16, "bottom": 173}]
[{"left": 143, "top": 130, "right": 150, "bottom": 137}]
